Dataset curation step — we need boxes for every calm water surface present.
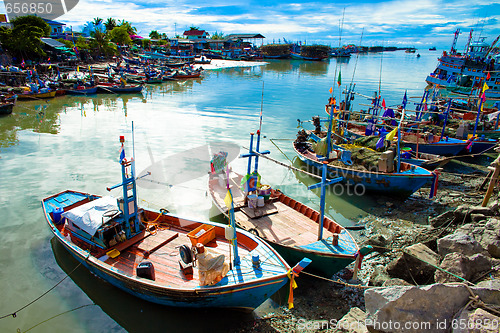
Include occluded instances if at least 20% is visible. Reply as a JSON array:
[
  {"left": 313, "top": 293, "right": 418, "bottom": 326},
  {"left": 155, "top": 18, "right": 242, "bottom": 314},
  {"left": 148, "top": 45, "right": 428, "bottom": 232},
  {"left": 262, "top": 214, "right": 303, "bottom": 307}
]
[{"left": 0, "top": 50, "right": 437, "bottom": 332}]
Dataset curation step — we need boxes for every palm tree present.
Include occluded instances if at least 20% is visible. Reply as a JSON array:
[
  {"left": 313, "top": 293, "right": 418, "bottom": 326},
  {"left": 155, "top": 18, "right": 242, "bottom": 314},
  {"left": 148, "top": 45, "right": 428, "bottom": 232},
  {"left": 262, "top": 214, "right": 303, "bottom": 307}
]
[
  {"left": 117, "top": 20, "right": 137, "bottom": 35},
  {"left": 93, "top": 17, "right": 103, "bottom": 26},
  {"left": 189, "top": 26, "right": 199, "bottom": 31},
  {"left": 104, "top": 18, "right": 117, "bottom": 32}
]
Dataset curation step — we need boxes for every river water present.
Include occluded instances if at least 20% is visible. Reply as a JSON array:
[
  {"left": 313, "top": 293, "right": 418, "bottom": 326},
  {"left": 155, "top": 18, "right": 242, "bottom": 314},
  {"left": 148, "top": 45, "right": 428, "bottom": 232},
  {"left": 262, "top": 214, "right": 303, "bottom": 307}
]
[{"left": 0, "top": 49, "right": 438, "bottom": 332}]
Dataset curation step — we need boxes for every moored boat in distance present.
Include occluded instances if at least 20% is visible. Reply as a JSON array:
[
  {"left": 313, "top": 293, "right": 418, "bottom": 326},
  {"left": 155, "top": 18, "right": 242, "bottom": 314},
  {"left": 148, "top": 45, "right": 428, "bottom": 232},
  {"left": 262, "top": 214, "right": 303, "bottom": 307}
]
[{"left": 42, "top": 135, "right": 302, "bottom": 310}]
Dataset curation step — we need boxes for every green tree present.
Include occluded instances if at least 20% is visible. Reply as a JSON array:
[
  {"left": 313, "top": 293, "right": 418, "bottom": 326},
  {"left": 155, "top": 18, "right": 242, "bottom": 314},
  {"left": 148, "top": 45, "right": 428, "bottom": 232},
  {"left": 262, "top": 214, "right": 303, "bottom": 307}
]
[
  {"left": 149, "top": 30, "right": 160, "bottom": 39},
  {"left": 117, "top": 20, "right": 137, "bottom": 34},
  {"left": 189, "top": 26, "right": 199, "bottom": 30},
  {"left": 104, "top": 18, "right": 117, "bottom": 32},
  {"left": 93, "top": 17, "right": 103, "bottom": 26},
  {"left": 0, "top": 15, "right": 50, "bottom": 59},
  {"left": 211, "top": 31, "right": 225, "bottom": 40},
  {"left": 108, "top": 25, "right": 132, "bottom": 45}
]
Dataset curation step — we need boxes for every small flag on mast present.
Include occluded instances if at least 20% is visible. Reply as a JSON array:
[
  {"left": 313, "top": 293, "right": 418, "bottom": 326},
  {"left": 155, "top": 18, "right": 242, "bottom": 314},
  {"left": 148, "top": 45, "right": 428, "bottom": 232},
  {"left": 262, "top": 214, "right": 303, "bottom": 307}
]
[{"left": 337, "top": 70, "right": 341, "bottom": 86}]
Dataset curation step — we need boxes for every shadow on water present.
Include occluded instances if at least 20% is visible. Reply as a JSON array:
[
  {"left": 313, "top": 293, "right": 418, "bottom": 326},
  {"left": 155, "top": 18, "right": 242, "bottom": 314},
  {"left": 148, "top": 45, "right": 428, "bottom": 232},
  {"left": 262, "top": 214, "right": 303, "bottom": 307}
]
[{"left": 50, "top": 237, "right": 289, "bottom": 333}]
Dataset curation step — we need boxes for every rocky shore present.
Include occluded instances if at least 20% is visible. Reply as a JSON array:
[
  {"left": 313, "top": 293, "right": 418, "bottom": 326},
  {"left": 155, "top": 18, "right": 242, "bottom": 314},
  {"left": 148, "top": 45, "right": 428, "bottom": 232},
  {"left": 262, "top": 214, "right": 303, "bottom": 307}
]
[{"left": 235, "top": 154, "right": 500, "bottom": 332}]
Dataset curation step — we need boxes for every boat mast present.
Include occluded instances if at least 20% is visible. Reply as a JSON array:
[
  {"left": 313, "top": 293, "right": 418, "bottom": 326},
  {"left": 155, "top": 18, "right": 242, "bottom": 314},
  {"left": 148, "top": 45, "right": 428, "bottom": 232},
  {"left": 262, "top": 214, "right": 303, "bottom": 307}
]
[{"left": 307, "top": 162, "right": 342, "bottom": 241}]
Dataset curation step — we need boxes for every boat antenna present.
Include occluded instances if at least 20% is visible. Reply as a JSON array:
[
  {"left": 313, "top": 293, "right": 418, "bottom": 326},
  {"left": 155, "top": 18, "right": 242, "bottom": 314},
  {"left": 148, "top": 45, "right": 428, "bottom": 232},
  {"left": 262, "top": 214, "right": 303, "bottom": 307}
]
[{"left": 350, "top": 27, "right": 363, "bottom": 86}]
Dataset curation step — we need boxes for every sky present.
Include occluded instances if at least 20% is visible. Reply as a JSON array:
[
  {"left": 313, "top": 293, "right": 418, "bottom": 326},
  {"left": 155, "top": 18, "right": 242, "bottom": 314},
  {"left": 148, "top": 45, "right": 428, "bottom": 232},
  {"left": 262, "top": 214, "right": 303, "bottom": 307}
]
[{"left": 9, "top": 0, "right": 500, "bottom": 48}]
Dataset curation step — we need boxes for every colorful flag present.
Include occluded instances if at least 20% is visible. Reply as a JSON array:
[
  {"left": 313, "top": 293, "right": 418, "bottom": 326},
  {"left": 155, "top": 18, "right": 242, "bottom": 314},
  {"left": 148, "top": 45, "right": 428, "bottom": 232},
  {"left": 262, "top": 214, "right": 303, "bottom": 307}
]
[
  {"left": 337, "top": 70, "right": 341, "bottom": 86},
  {"left": 483, "top": 82, "right": 489, "bottom": 92},
  {"left": 329, "top": 87, "right": 333, "bottom": 94},
  {"left": 385, "top": 127, "right": 398, "bottom": 141},
  {"left": 20, "top": 59, "right": 25, "bottom": 68},
  {"left": 382, "top": 99, "right": 386, "bottom": 109},
  {"left": 224, "top": 189, "right": 233, "bottom": 208},
  {"left": 375, "top": 136, "right": 385, "bottom": 149},
  {"left": 119, "top": 144, "right": 125, "bottom": 162},
  {"left": 486, "top": 72, "right": 491, "bottom": 80},
  {"left": 402, "top": 91, "right": 408, "bottom": 109}
]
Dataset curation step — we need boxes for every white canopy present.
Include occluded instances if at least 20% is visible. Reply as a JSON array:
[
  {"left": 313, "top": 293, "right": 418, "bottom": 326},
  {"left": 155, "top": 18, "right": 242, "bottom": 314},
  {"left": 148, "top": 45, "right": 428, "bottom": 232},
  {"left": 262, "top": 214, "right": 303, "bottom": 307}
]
[{"left": 62, "top": 196, "right": 119, "bottom": 236}]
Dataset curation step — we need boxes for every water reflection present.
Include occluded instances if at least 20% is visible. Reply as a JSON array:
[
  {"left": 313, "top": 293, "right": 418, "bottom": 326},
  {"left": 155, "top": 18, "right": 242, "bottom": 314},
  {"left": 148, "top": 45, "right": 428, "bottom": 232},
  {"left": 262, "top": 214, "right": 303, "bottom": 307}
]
[
  {"left": 0, "top": 94, "right": 145, "bottom": 148},
  {"left": 264, "top": 59, "right": 329, "bottom": 76}
]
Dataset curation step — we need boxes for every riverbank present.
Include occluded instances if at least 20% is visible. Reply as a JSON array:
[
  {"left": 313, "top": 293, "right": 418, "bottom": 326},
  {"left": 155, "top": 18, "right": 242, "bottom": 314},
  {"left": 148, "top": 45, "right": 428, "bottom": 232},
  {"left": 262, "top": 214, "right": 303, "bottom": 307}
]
[{"left": 233, "top": 152, "right": 500, "bottom": 332}]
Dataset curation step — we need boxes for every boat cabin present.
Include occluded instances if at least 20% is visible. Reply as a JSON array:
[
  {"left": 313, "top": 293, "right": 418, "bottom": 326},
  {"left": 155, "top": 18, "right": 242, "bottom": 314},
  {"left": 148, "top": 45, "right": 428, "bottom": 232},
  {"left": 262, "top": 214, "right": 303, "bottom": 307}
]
[{"left": 61, "top": 195, "right": 135, "bottom": 250}]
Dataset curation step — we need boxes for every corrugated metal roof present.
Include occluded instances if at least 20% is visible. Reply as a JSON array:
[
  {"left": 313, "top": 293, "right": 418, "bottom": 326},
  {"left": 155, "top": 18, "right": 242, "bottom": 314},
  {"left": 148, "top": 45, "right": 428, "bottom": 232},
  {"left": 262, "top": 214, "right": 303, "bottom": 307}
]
[
  {"left": 226, "top": 34, "right": 265, "bottom": 39},
  {"left": 41, "top": 38, "right": 67, "bottom": 48}
]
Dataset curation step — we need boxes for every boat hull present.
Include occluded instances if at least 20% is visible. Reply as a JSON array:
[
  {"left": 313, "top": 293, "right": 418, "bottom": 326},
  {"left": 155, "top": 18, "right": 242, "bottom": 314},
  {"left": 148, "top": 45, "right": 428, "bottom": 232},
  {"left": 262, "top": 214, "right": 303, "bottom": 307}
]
[
  {"left": 403, "top": 140, "right": 468, "bottom": 156},
  {"left": 295, "top": 151, "right": 431, "bottom": 196},
  {"left": 55, "top": 237, "right": 287, "bottom": 309},
  {"left": 17, "top": 90, "right": 56, "bottom": 100},
  {"left": 66, "top": 87, "right": 98, "bottom": 95}
]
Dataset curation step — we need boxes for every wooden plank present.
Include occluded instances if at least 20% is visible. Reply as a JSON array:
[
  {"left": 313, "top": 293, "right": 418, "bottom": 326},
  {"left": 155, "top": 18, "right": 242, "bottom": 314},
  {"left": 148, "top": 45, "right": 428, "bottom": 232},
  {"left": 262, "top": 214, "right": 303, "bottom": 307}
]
[
  {"left": 137, "top": 229, "right": 179, "bottom": 252},
  {"left": 240, "top": 203, "right": 279, "bottom": 219}
]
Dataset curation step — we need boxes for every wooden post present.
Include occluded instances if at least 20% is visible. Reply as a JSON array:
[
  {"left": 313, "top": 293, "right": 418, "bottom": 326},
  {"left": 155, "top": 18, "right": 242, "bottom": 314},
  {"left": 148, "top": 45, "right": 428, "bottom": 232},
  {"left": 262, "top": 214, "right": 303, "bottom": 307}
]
[{"left": 482, "top": 155, "right": 500, "bottom": 207}]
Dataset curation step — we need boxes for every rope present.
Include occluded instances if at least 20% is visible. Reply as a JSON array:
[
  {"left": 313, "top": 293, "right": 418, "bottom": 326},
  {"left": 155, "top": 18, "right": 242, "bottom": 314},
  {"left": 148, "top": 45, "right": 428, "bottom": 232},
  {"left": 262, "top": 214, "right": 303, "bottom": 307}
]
[
  {"left": 269, "top": 138, "right": 293, "bottom": 163},
  {"left": 301, "top": 271, "right": 372, "bottom": 289},
  {"left": 242, "top": 146, "right": 323, "bottom": 181},
  {"left": 0, "top": 253, "right": 90, "bottom": 320},
  {"left": 19, "top": 303, "right": 96, "bottom": 333}
]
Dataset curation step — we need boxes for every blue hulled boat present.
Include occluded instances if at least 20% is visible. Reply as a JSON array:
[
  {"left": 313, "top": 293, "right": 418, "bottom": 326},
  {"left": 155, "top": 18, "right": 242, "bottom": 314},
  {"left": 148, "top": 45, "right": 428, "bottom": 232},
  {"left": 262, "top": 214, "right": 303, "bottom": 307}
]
[{"left": 294, "top": 132, "right": 434, "bottom": 196}]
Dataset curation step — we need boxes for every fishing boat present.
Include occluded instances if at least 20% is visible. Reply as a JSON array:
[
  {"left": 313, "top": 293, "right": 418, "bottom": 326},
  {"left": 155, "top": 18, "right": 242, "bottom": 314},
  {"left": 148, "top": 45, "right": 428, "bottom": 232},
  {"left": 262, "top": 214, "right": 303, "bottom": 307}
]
[
  {"left": 17, "top": 89, "right": 56, "bottom": 100},
  {"left": 208, "top": 140, "right": 372, "bottom": 278},
  {"left": 97, "top": 83, "right": 143, "bottom": 94},
  {"left": 66, "top": 86, "right": 98, "bottom": 95},
  {"left": 42, "top": 135, "right": 304, "bottom": 310},
  {"left": 0, "top": 94, "right": 16, "bottom": 115},
  {"left": 294, "top": 131, "right": 435, "bottom": 196},
  {"left": 425, "top": 29, "right": 500, "bottom": 99},
  {"left": 172, "top": 69, "right": 202, "bottom": 79}
]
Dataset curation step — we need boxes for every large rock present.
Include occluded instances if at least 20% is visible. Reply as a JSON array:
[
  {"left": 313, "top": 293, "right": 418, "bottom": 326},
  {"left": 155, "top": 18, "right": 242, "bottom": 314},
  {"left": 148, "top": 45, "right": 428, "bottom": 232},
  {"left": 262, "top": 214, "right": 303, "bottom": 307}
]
[
  {"left": 334, "top": 307, "right": 368, "bottom": 333},
  {"left": 458, "top": 218, "right": 500, "bottom": 258},
  {"left": 369, "top": 265, "right": 391, "bottom": 286},
  {"left": 364, "top": 284, "right": 500, "bottom": 333},
  {"left": 453, "top": 308, "right": 500, "bottom": 333},
  {"left": 430, "top": 210, "right": 455, "bottom": 228},
  {"left": 437, "top": 232, "right": 485, "bottom": 257},
  {"left": 382, "top": 278, "right": 412, "bottom": 287},
  {"left": 454, "top": 205, "right": 497, "bottom": 224},
  {"left": 435, "top": 253, "right": 491, "bottom": 283},
  {"left": 386, "top": 243, "right": 440, "bottom": 285}
]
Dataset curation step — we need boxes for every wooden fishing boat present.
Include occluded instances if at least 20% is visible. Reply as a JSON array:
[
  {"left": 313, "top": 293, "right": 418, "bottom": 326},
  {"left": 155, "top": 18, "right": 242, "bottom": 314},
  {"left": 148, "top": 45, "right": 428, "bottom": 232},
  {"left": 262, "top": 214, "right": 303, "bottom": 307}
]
[
  {"left": 345, "top": 122, "right": 469, "bottom": 157},
  {"left": 0, "top": 94, "right": 16, "bottom": 115},
  {"left": 172, "top": 70, "right": 202, "bottom": 79},
  {"left": 17, "top": 90, "right": 56, "bottom": 100},
  {"left": 294, "top": 131, "right": 435, "bottom": 196},
  {"left": 66, "top": 86, "right": 98, "bottom": 95},
  {"left": 208, "top": 132, "right": 372, "bottom": 278},
  {"left": 97, "top": 83, "right": 143, "bottom": 94},
  {"left": 209, "top": 170, "right": 371, "bottom": 278},
  {"left": 42, "top": 135, "right": 301, "bottom": 310}
]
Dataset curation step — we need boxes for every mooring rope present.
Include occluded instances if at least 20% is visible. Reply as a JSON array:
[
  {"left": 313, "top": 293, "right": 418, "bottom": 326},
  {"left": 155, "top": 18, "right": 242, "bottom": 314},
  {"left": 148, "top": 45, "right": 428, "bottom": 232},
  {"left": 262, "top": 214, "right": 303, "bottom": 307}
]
[
  {"left": 19, "top": 303, "right": 96, "bottom": 333},
  {"left": 0, "top": 253, "right": 90, "bottom": 320},
  {"left": 241, "top": 146, "right": 323, "bottom": 181}
]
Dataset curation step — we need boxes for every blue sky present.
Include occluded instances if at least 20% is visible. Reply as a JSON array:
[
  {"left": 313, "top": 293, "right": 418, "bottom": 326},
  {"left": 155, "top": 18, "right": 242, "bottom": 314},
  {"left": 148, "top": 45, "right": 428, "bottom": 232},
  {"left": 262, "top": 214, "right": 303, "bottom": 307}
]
[{"left": 57, "top": 0, "right": 500, "bottom": 48}]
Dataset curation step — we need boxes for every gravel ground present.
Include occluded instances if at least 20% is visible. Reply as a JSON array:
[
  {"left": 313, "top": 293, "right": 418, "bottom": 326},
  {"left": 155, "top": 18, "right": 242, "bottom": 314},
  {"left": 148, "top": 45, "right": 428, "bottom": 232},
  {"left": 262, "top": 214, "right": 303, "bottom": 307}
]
[{"left": 233, "top": 154, "right": 498, "bottom": 332}]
